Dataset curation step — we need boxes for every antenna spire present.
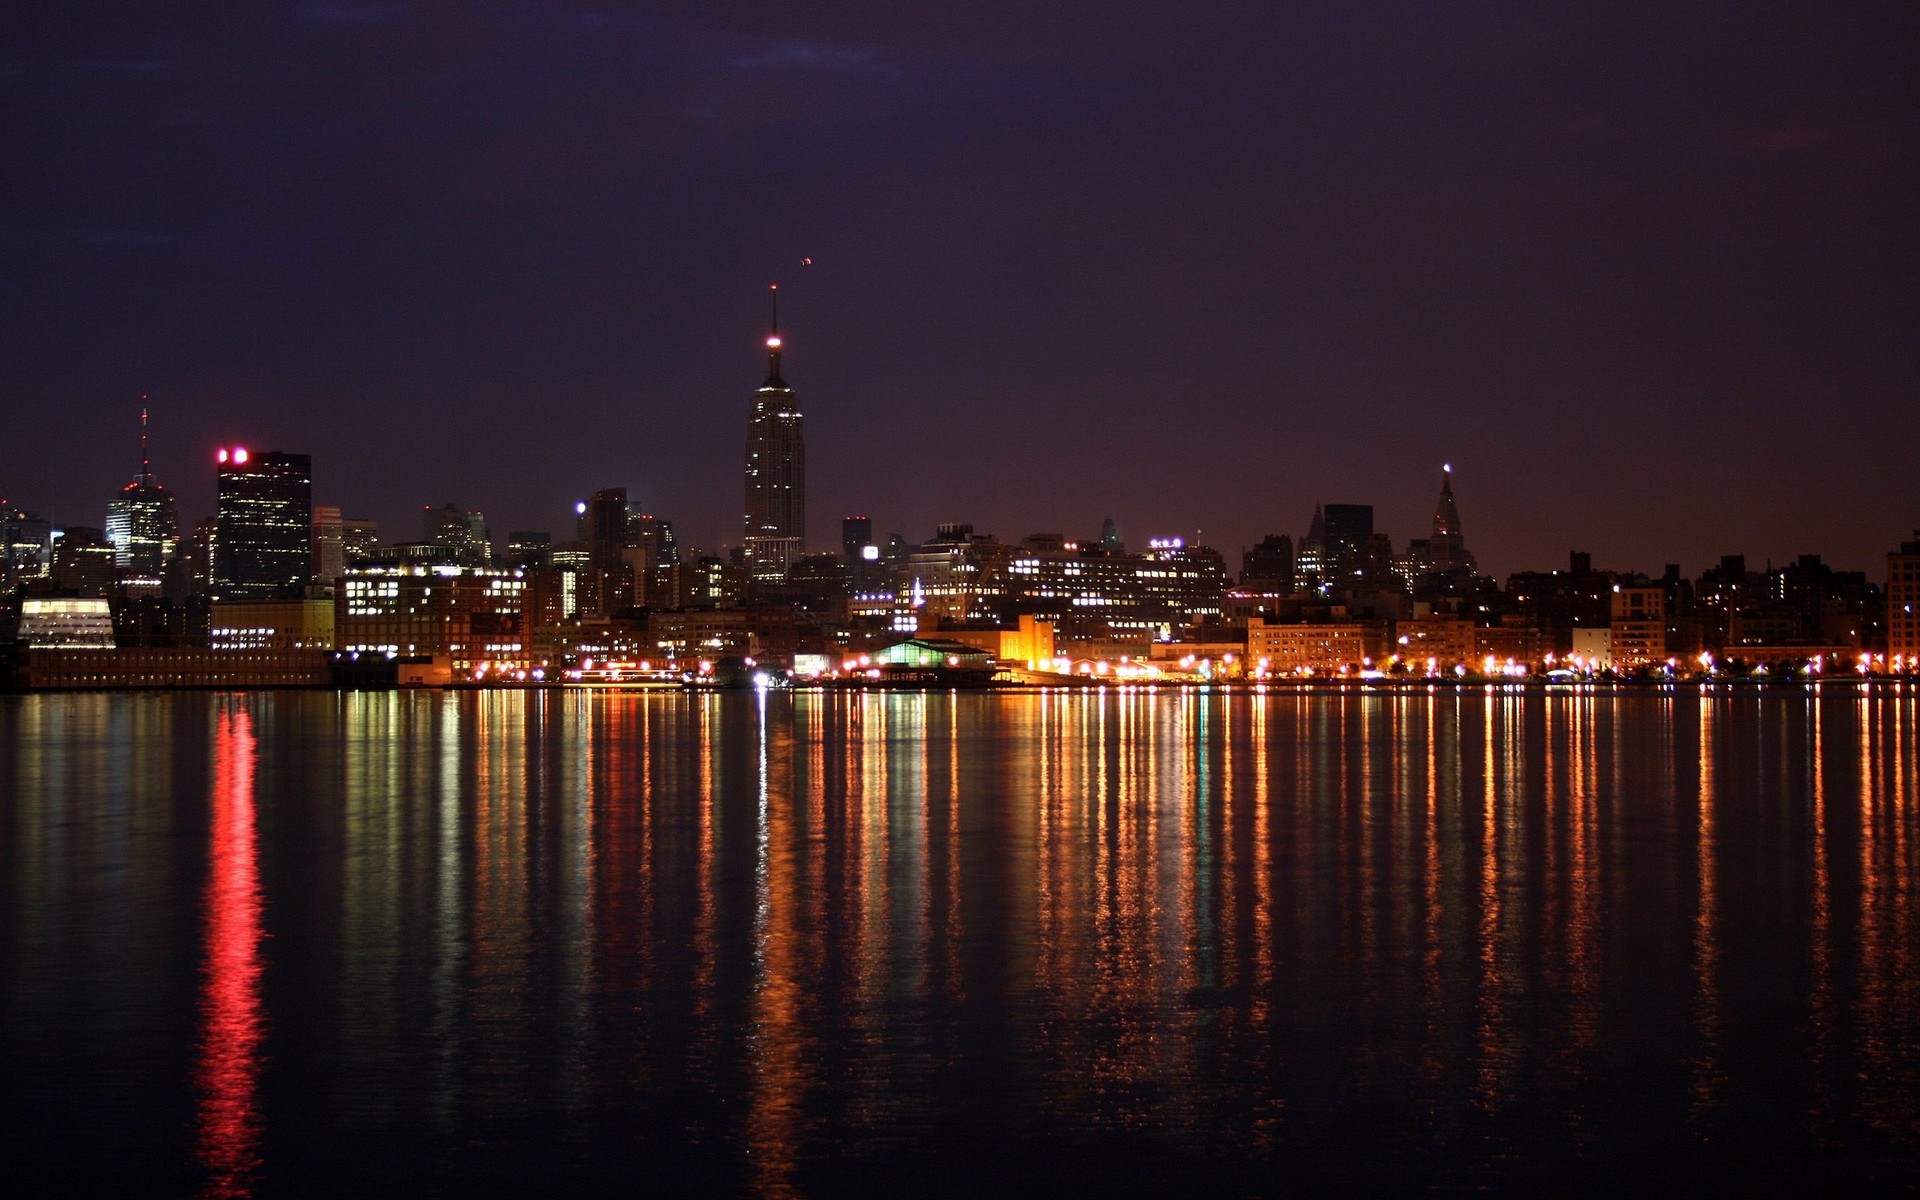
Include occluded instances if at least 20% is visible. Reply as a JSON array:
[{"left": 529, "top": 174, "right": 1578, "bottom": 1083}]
[
  {"left": 762, "top": 283, "right": 787, "bottom": 388},
  {"left": 138, "top": 399, "right": 152, "bottom": 486}
]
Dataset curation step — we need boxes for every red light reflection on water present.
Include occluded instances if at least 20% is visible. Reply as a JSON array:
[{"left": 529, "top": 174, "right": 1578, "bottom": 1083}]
[{"left": 195, "top": 707, "right": 265, "bottom": 1197}]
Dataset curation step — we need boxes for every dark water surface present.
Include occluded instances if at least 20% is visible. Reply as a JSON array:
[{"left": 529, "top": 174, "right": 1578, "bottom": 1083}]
[{"left": 3, "top": 688, "right": 1918, "bottom": 1196}]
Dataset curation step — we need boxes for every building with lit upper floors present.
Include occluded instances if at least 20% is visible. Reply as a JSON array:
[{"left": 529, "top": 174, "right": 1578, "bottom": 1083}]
[{"left": 213, "top": 447, "right": 312, "bottom": 599}]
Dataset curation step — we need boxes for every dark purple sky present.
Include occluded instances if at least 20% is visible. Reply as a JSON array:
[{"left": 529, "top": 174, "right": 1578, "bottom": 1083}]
[{"left": 4, "top": 2, "right": 1916, "bottom": 577}]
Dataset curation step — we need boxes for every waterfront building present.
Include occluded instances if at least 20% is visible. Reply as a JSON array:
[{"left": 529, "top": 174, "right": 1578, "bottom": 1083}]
[
  {"left": 12, "top": 645, "right": 328, "bottom": 689},
  {"left": 896, "top": 526, "right": 1229, "bottom": 641},
  {"left": 932, "top": 615, "right": 1057, "bottom": 667},
  {"left": 648, "top": 606, "right": 801, "bottom": 660},
  {"left": 743, "top": 286, "right": 806, "bottom": 581},
  {"left": 1890, "top": 530, "right": 1920, "bottom": 662},
  {"left": 209, "top": 598, "right": 337, "bottom": 651},
  {"left": 336, "top": 565, "right": 530, "bottom": 675},
  {"left": 1609, "top": 585, "right": 1668, "bottom": 669},
  {"left": 213, "top": 448, "right": 313, "bottom": 599},
  {"left": 1395, "top": 612, "right": 1476, "bottom": 670},
  {"left": 17, "top": 597, "right": 116, "bottom": 648},
  {"left": 1571, "top": 627, "right": 1612, "bottom": 670},
  {"left": 1505, "top": 551, "right": 1614, "bottom": 654},
  {"left": 1245, "top": 615, "right": 1389, "bottom": 675}
]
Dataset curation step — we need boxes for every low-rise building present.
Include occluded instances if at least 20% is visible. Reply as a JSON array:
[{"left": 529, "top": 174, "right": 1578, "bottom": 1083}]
[
  {"left": 15, "top": 646, "right": 329, "bottom": 689},
  {"left": 1394, "top": 614, "right": 1475, "bottom": 670},
  {"left": 17, "top": 598, "right": 116, "bottom": 648},
  {"left": 209, "top": 598, "right": 336, "bottom": 650},
  {"left": 336, "top": 565, "right": 531, "bottom": 676},
  {"left": 1246, "top": 615, "right": 1390, "bottom": 675}
]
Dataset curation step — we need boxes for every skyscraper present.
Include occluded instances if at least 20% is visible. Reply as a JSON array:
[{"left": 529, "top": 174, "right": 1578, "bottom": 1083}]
[
  {"left": 104, "top": 408, "right": 179, "bottom": 583},
  {"left": 1396, "top": 464, "right": 1480, "bottom": 593},
  {"left": 213, "top": 447, "right": 313, "bottom": 599},
  {"left": 842, "top": 516, "right": 872, "bottom": 564},
  {"left": 312, "top": 505, "right": 346, "bottom": 589},
  {"left": 743, "top": 285, "right": 806, "bottom": 581}
]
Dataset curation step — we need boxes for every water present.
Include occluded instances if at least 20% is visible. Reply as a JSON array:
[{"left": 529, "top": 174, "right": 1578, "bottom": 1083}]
[{"left": 2, "top": 688, "right": 1917, "bottom": 1195}]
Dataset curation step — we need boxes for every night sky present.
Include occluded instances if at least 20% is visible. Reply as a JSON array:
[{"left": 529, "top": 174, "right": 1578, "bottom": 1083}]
[{"left": 4, "top": 3, "right": 1915, "bottom": 577}]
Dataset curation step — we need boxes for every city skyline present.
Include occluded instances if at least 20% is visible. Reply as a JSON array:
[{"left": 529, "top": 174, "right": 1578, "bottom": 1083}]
[
  {"left": 1, "top": 387, "right": 1915, "bottom": 585},
  {"left": 3, "top": 5, "right": 1915, "bottom": 577}
]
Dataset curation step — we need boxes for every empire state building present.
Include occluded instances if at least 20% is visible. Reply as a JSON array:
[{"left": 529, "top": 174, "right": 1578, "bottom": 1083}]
[{"left": 743, "top": 285, "right": 805, "bottom": 580}]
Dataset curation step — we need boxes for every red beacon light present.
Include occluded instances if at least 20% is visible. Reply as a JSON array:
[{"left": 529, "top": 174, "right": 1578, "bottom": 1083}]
[
  {"left": 216, "top": 448, "right": 229, "bottom": 463},
  {"left": 233, "top": 447, "right": 249, "bottom": 464}
]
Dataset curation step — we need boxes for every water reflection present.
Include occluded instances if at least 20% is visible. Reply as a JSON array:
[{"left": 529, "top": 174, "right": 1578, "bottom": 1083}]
[
  {"left": 3, "top": 688, "right": 1918, "bottom": 1193},
  {"left": 195, "top": 703, "right": 264, "bottom": 1197}
]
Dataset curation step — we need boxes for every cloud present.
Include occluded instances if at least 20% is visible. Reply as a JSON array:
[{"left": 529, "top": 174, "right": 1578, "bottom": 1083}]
[
  {"left": 1744, "top": 122, "right": 1839, "bottom": 157},
  {"left": 731, "top": 41, "right": 903, "bottom": 81},
  {"left": 298, "top": 4, "right": 409, "bottom": 26}
]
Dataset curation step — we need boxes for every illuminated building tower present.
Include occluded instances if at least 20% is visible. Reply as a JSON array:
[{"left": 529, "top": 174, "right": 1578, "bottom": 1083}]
[
  {"left": 743, "top": 285, "right": 806, "bottom": 581},
  {"left": 1395, "top": 465, "right": 1480, "bottom": 596},
  {"left": 104, "top": 407, "right": 179, "bottom": 584},
  {"left": 212, "top": 447, "right": 313, "bottom": 599},
  {"left": 1889, "top": 530, "right": 1920, "bottom": 664}
]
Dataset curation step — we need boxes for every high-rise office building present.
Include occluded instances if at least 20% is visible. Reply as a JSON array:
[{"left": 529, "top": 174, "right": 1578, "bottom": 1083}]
[
  {"left": 1241, "top": 534, "right": 1294, "bottom": 592},
  {"left": 312, "top": 505, "right": 346, "bottom": 589},
  {"left": 842, "top": 516, "right": 872, "bottom": 564},
  {"left": 743, "top": 286, "right": 806, "bottom": 581},
  {"left": 104, "top": 408, "right": 179, "bottom": 582},
  {"left": 1297, "top": 503, "right": 1374, "bottom": 590},
  {"left": 586, "top": 488, "right": 629, "bottom": 571},
  {"left": 52, "top": 526, "right": 116, "bottom": 596},
  {"left": 212, "top": 447, "right": 312, "bottom": 599}
]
